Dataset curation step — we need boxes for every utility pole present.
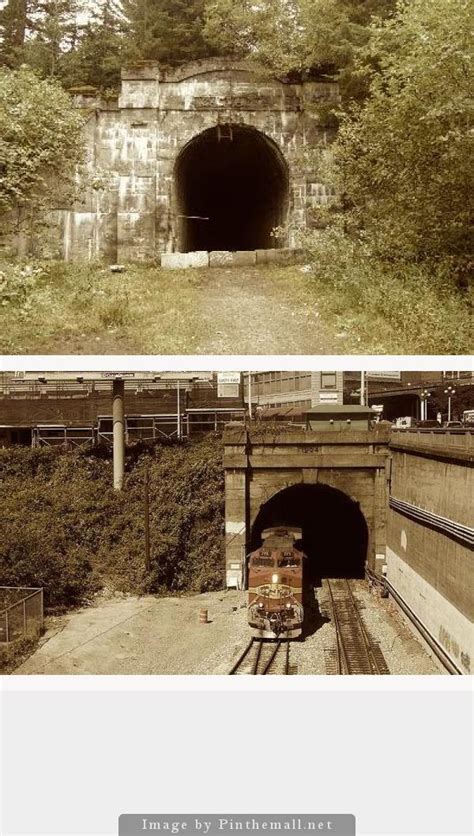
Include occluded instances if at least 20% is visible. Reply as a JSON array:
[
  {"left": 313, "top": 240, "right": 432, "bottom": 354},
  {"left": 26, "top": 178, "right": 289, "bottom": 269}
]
[
  {"left": 360, "top": 371, "right": 366, "bottom": 406},
  {"left": 247, "top": 372, "right": 252, "bottom": 419},
  {"left": 144, "top": 465, "right": 151, "bottom": 571},
  {"left": 112, "top": 377, "right": 125, "bottom": 491},
  {"left": 176, "top": 378, "right": 181, "bottom": 439}
]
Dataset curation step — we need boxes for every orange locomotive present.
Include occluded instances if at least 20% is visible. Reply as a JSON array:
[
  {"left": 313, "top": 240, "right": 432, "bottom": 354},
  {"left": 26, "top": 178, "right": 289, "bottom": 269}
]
[{"left": 247, "top": 526, "right": 305, "bottom": 639}]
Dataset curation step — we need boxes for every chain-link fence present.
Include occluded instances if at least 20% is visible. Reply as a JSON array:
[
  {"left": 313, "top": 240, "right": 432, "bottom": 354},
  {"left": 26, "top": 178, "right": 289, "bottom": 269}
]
[{"left": 0, "top": 587, "right": 43, "bottom": 644}]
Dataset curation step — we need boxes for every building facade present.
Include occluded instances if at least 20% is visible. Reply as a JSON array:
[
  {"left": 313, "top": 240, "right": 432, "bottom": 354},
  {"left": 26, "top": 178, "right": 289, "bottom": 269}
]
[{"left": 244, "top": 370, "right": 343, "bottom": 411}]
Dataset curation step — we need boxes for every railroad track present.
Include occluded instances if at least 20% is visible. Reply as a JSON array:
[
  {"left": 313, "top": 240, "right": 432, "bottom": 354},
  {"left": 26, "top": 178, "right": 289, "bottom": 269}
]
[
  {"left": 324, "top": 579, "right": 389, "bottom": 675},
  {"left": 229, "top": 637, "right": 291, "bottom": 675}
]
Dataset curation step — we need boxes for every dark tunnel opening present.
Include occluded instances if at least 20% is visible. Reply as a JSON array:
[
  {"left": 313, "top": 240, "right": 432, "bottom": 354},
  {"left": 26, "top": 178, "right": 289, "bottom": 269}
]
[
  {"left": 174, "top": 125, "right": 289, "bottom": 252},
  {"left": 250, "top": 483, "right": 369, "bottom": 586}
]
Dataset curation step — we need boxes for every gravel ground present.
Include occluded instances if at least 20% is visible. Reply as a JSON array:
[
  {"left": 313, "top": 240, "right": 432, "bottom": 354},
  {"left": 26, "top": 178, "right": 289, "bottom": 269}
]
[{"left": 13, "top": 581, "right": 441, "bottom": 675}]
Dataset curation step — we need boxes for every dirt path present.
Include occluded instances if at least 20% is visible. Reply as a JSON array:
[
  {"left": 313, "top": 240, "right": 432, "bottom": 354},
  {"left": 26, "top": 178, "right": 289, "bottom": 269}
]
[
  {"left": 183, "top": 267, "right": 339, "bottom": 354},
  {"left": 13, "top": 585, "right": 440, "bottom": 675},
  {"left": 3, "top": 264, "right": 343, "bottom": 355}
]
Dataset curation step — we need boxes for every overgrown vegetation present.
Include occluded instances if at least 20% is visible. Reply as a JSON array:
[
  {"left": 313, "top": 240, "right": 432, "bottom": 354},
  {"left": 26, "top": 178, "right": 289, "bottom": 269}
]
[
  {"left": 0, "top": 438, "right": 225, "bottom": 612},
  {"left": 305, "top": 228, "right": 472, "bottom": 354},
  {"left": 327, "top": 0, "right": 473, "bottom": 263},
  {"left": 0, "top": 67, "right": 85, "bottom": 239},
  {"left": 0, "top": 637, "right": 38, "bottom": 674},
  {"left": 0, "top": 258, "right": 470, "bottom": 354}
]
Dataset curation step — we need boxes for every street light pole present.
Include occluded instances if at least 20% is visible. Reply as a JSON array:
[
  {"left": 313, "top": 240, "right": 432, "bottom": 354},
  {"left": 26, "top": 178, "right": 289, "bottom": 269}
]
[
  {"left": 444, "top": 385, "right": 456, "bottom": 422},
  {"left": 420, "top": 389, "right": 431, "bottom": 421},
  {"left": 247, "top": 372, "right": 252, "bottom": 419}
]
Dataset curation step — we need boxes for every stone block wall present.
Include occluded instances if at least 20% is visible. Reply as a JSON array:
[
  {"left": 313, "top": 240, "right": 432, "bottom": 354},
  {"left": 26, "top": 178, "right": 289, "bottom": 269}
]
[
  {"left": 223, "top": 428, "right": 390, "bottom": 588},
  {"left": 55, "top": 59, "right": 339, "bottom": 263}
]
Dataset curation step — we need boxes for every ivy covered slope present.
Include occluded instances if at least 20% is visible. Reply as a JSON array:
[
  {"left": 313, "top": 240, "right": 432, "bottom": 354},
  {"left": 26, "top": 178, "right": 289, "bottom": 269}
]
[{"left": 0, "top": 437, "right": 225, "bottom": 611}]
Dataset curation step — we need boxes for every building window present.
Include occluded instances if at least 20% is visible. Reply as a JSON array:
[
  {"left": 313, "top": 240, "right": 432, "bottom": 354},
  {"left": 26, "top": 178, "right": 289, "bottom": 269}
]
[{"left": 320, "top": 372, "right": 337, "bottom": 390}]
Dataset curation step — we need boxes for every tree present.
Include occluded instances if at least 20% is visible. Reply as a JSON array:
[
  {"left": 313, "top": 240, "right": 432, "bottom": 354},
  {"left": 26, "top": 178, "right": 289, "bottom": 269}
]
[
  {"left": 203, "top": 0, "right": 396, "bottom": 98},
  {"left": 0, "top": 1, "right": 35, "bottom": 66},
  {"left": 20, "top": 0, "right": 80, "bottom": 78},
  {"left": 0, "top": 67, "right": 85, "bottom": 239},
  {"left": 61, "top": 0, "right": 126, "bottom": 91},
  {"left": 331, "top": 0, "right": 474, "bottom": 261},
  {"left": 121, "top": 0, "right": 214, "bottom": 65}
]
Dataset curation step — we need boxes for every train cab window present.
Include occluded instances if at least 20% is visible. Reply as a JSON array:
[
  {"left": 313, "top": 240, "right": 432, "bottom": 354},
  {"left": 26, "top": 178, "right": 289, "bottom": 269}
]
[
  {"left": 251, "top": 557, "right": 275, "bottom": 567},
  {"left": 278, "top": 555, "right": 300, "bottom": 568}
]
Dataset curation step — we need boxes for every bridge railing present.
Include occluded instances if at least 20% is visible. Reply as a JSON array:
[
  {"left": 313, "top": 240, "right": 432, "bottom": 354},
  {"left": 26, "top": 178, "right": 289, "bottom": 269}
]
[{"left": 390, "top": 428, "right": 473, "bottom": 454}]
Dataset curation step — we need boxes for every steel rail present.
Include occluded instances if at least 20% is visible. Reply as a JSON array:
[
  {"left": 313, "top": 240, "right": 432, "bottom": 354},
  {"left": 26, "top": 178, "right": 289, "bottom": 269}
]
[
  {"left": 326, "top": 581, "right": 350, "bottom": 674},
  {"left": 344, "top": 579, "right": 382, "bottom": 675},
  {"left": 228, "top": 638, "right": 255, "bottom": 675},
  {"left": 252, "top": 639, "right": 264, "bottom": 674},
  {"left": 229, "top": 636, "right": 291, "bottom": 675}
]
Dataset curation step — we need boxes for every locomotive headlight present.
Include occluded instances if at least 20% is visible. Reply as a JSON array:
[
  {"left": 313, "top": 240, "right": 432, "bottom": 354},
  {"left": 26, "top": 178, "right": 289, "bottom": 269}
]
[
  {"left": 286, "top": 603, "right": 292, "bottom": 609},
  {"left": 272, "top": 574, "right": 279, "bottom": 584}
]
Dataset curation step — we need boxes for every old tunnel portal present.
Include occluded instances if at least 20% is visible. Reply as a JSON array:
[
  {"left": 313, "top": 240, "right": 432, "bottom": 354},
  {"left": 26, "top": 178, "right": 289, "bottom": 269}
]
[{"left": 175, "top": 125, "right": 289, "bottom": 252}]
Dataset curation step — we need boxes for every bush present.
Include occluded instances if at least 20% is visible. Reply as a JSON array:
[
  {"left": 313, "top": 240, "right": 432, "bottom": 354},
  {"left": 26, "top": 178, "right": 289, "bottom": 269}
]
[
  {"left": 305, "top": 227, "right": 472, "bottom": 354},
  {"left": 0, "top": 437, "right": 226, "bottom": 611}
]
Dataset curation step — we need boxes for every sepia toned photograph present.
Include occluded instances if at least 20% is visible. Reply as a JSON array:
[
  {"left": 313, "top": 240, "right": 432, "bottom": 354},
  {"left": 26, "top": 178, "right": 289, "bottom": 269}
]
[
  {"left": 1, "top": 369, "right": 472, "bottom": 676},
  {"left": 0, "top": 0, "right": 472, "bottom": 355},
  {"left": 1, "top": 2, "right": 473, "bottom": 833}
]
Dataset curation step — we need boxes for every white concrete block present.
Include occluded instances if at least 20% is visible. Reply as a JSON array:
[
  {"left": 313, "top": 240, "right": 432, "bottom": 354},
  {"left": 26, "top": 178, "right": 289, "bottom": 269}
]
[
  {"left": 187, "top": 250, "right": 209, "bottom": 268},
  {"left": 210, "top": 251, "right": 233, "bottom": 267},
  {"left": 160, "top": 251, "right": 209, "bottom": 269}
]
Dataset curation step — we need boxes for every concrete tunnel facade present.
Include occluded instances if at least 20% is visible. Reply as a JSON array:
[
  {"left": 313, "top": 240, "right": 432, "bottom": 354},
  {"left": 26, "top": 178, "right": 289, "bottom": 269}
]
[
  {"left": 223, "top": 428, "right": 391, "bottom": 590},
  {"left": 45, "top": 58, "right": 339, "bottom": 263}
]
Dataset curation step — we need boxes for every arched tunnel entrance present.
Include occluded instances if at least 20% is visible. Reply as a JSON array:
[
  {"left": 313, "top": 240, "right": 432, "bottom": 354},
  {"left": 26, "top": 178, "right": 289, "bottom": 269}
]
[
  {"left": 174, "top": 125, "right": 289, "bottom": 252},
  {"left": 250, "top": 483, "right": 369, "bottom": 585}
]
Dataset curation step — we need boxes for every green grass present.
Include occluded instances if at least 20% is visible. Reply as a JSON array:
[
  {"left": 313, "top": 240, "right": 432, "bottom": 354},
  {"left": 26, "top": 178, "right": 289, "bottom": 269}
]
[{"left": 0, "top": 256, "right": 471, "bottom": 354}]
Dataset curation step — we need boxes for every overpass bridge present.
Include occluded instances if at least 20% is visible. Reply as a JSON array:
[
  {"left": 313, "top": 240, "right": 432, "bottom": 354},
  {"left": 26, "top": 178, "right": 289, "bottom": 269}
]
[{"left": 223, "top": 427, "right": 473, "bottom": 674}]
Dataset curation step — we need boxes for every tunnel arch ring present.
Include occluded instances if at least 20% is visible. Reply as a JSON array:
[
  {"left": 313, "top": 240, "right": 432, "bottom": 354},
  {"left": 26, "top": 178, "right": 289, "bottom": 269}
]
[{"left": 172, "top": 124, "right": 291, "bottom": 253}]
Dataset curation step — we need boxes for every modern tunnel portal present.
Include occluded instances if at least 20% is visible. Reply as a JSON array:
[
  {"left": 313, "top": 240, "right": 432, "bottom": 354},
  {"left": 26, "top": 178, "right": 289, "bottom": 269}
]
[
  {"left": 250, "top": 483, "right": 369, "bottom": 584},
  {"left": 174, "top": 125, "right": 289, "bottom": 252}
]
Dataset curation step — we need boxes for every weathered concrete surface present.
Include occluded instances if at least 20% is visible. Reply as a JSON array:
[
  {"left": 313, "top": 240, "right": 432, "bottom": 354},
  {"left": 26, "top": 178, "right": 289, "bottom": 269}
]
[
  {"left": 209, "top": 251, "right": 234, "bottom": 267},
  {"left": 256, "top": 248, "right": 306, "bottom": 265},
  {"left": 387, "top": 435, "right": 473, "bottom": 674},
  {"left": 161, "top": 251, "right": 209, "bottom": 269},
  {"left": 39, "top": 59, "right": 338, "bottom": 262}
]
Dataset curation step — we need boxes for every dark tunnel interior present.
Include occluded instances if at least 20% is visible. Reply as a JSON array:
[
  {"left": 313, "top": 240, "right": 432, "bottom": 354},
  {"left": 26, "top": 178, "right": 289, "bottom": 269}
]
[
  {"left": 175, "top": 125, "right": 289, "bottom": 252},
  {"left": 250, "top": 483, "right": 369, "bottom": 585}
]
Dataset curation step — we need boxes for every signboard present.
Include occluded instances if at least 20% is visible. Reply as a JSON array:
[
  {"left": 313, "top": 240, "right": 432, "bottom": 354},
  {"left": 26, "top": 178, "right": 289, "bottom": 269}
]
[
  {"left": 217, "top": 372, "right": 241, "bottom": 385},
  {"left": 100, "top": 372, "right": 136, "bottom": 379},
  {"left": 367, "top": 371, "right": 401, "bottom": 380},
  {"left": 319, "top": 392, "right": 339, "bottom": 403}
]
